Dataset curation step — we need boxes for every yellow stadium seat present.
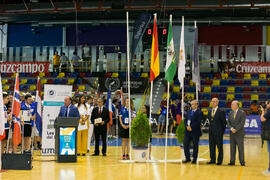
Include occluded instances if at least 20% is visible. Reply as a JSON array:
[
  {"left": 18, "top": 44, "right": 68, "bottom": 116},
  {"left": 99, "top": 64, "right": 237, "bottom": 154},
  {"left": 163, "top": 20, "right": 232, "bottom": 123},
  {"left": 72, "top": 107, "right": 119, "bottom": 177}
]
[
  {"left": 39, "top": 72, "right": 45, "bottom": 78},
  {"left": 226, "top": 94, "right": 235, "bottom": 101},
  {"left": 41, "top": 79, "right": 47, "bottom": 84},
  {"left": 68, "top": 79, "right": 75, "bottom": 85},
  {"left": 173, "top": 86, "right": 180, "bottom": 93},
  {"left": 57, "top": 72, "right": 65, "bottom": 78},
  {"left": 28, "top": 85, "right": 36, "bottom": 91},
  {"left": 41, "top": 92, "right": 44, "bottom": 96},
  {"left": 239, "top": 101, "right": 242, "bottom": 108},
  {"left": 244, "top": 74, "right": 251, "bottom": 79},
  {"left": 111, "top": 73, "right": 119, "bottom": 78},
  {"left": 78, "top": 85, "right": 85, "bottom": 91},
  {"left": 140, "top": 73, "right": 148, "bottom": 78},
  {"left": 3, "top": 85, "right": 9, "bottom": 91},
  {"left": 201, "top": 108, "right": 208, "bottom": 116},
  {"left": 212, "top": 80, "right": 220, "bottom": 86},
  {"left": 187, "top": 93, "right": 195, "bottom": 100},
  {"left": 251, "top": 94, "right": 259, "bottom": 101},
  {"left": 251, "top": 80, "right": 259, "bottom": 86},
  {"left": 221, "top": 73, "right": 228, "bottom": 79},
  {"left": 259, "top": 74, "right": 266, "bottom": 79},
  {"left": 227, "top": 87, "right": 235, "bottom": 93},
  {"left": 20, "top": 79, "right": 27, "bottom": 84},
  {"left": 1, "top": 79, "right": 7, "bottom": 85},
  {"left": 203, "top": 86, "right": 211, "bottom": 93},
  {"left": 11, "top": 73, "right": 16, "bottom": 78},
  {"left": 190, "top": 80, "right": 195, "bottom": 86},
  {"left": 162, "top": 93, "right": 168, "bottom": 99}
]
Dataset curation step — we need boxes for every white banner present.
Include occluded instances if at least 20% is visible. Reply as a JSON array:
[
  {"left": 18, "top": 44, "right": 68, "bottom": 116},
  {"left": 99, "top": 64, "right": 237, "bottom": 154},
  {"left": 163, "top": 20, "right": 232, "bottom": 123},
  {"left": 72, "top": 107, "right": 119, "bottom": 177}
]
[{"left": 41, "top": 84, "right": 72, "bottom": 155}]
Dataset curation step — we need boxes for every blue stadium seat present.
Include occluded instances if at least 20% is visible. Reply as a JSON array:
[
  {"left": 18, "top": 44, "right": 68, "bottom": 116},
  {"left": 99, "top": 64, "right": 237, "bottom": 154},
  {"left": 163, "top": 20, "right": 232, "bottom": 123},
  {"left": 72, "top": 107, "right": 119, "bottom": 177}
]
[
  {"left": 119, "top": 72, "right": 126, "bottom": 78},
  {"left": 219, "top": 94, "right": 226, "bottom": 100},
  {"left": 134, "top": 73, "right": 141, "bottom": 78},
  {"left": 202, "top": 93, "right": 211, "bottom": 100},
  {"left": 235, "top": 94, "right": 243, "bottom": 100},
  {"left": 259, "top": 94, "right": 267, "bottom": 101},
  {"left": 212, "top": 86, "right": 219, "bottom": 93},
  {"left": 219, "top": 101, "right": 226, "bottom": 108},
  {"left": 267, "top": 88, "right": 270, "bottom": 93},
  {"left": 62, "top": 79, "right": 68, "bottom": 84},
  {"left": 267, "top": 95, "right": 270, "bottom": 100},
  {"left": 228, "top": 80, "right": 235, "bottom": 85},
  {"left": 252, "top": 74, "right": 259, "bottom": 79},
  {"left": 243, "top": 102, "right": 251, "bottom": 108},
  {"left": 219, "top": 87, "right": 227, "bottom": 93},
  {"left": 184, "top": 79, "right": 189, "bottom": 85},
  {"left": 174, "top": 79, "right": 180, "bottom": 85},
  {"left": 220, "top": 80, "right": 228, "bottom": 86},
  {"left": 171, "top": 93, "right": 178, "bottom": 100},
  {"left": 235, "top": 87, "right": 243, "bottom": 93},
  {"left": 72, "top": 72, "right": 79, "bottom": 77},
  {"left": 200, "top": 80, "right": 205, "bottom": 85},
  {"left": 259, "top": 80, "right": 267, "bottom": 86},
  {"left": 27, "top": 79, "right": 34, "bottom": 84},
  {"left": 226, "top": 109, "right": 231, "bottom": 114},
  {"left": 243, "top": 80, "right": 251, "bottom": 86},
  {"left": 188, "top": 87, "right": 196, "bottom": 92},
  {"left": 229, "top": 73, "right": 236, "bottom": 79},
  {"left": 206, "top": 73, "right": 213, "bottom": 79}
]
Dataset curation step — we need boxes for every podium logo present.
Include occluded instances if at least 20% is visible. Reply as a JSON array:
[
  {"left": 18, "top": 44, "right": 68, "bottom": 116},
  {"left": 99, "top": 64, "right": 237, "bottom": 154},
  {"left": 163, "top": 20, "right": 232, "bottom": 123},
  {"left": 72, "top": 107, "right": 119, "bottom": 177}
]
[
  {"left": 42, "top": 148, "right": 55, "bottom": 154},
  {"left": 47, "top": 89, "right": 56, "bottom": 98}
]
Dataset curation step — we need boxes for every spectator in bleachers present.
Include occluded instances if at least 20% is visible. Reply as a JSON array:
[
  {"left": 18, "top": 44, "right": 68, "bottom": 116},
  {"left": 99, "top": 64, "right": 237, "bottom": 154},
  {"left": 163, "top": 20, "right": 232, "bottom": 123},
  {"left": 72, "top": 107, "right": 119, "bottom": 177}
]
[
  {"left": 260, "top": 100, "right": 270, "bottom": 176},
  {"left": 157, "top": 104, "right": 167, "bottom": 135},
  {"left": 53, "top": 51, "right": 60, "bottom": 72},
  {"left": 71, "top": 51, "right": 81, "bottom": 72},
  {"left": 60, "top": 52, "right": 69, "bottom": 72},
  {"left": 227, "top": 100, "right": 246, "bottom": 166},
  {"left": 183, "top": 100, "right": 203, "bottom": 164},
  {"left": 250, "top": 100, "right": 259, "bottom": 115}
]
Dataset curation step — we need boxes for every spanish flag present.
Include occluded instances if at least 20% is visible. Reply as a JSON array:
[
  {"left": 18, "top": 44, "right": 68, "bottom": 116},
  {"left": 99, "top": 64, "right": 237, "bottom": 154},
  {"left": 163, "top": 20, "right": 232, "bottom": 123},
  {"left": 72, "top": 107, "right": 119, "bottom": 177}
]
[{"left": 150, "top": 14, "right": 160, "bottom": 82}]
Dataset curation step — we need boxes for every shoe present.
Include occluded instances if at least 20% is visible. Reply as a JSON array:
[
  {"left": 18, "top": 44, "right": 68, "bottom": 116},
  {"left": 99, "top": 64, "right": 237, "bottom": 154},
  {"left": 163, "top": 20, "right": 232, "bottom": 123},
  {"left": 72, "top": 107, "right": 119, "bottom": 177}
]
[
  {"left": 206, "top": 161, "right": 216, "bottom": 164},
  {"left": 262, "top": 170, "right": 270, "bottom": 176},
  {"left": 241, "top": 163, "right": 245, "bottom": 166},
  {"left": 216, "top": 162, "right": 222, "bottom": 165},
  {"left": 92, "top": 154, "right": 99, "bottom": 156},
  {"left": 122, "top": 155, "right": 126, "bottom": 160},
  {"left": 182, "top": 159, "right": 191, "bottom": 163},
  {"left": 192, "top": 160, "right": 197, "bottom": 164},
  {"left": 103, "top": 153, "right": 106, "bottom": 156},
  {"left": 126, "top": 154, "right": 129, "bottom": 160},
  {"left": 228, "top": 162, "right": 235, "bottom": 166},
  {"left": 82, "top": 154, "right": 86, "bottom": 156},
  {"left": 78, "top": 154, "right": 81, "bottom": 156}
]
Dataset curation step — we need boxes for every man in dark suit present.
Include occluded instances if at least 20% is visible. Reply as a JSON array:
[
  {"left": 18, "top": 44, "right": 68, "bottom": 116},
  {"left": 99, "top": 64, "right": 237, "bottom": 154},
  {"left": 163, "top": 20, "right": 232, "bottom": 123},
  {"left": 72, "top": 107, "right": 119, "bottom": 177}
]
[
  {"left": 227, "top": 100, "right": 246, "bottom": 166},
  {"left": 91, "top": 98, "right": 110, "bottom": 156},
  {"left": 58, "top": 96, "right": 80, "bottom": 118},
  {"left": 183, "top": 100, "right": 203, "bottom": 164},
  {"left": 207, "top": 98, "right": 227, "bottom": 165}
]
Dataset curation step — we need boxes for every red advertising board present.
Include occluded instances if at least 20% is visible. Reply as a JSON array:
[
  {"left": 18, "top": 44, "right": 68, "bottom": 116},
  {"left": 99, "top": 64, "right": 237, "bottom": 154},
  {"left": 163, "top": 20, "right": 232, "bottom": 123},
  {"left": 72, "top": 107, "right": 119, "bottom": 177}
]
[{"left": 0, "top": 62, "right": 50, "bottom": 73}]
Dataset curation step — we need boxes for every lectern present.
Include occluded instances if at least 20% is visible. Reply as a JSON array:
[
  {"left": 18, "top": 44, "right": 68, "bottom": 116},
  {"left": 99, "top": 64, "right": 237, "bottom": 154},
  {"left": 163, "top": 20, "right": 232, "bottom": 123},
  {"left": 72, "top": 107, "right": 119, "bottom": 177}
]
[{"left": 55, "top": 117, "right": 79, "bottom": 162}]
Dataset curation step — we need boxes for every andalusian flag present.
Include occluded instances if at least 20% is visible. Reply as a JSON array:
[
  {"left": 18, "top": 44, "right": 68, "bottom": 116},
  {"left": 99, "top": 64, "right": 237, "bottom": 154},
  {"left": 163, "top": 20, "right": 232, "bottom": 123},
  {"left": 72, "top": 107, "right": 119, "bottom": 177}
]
[
  {"left": 150, "top": 14, "right": 160, "bottom": 82},
  {"left": 178, "top": 16, "right": 186, "bottom": 88},
  {"left": 165, "top": 15, "right": 176, "bottom": 83}
]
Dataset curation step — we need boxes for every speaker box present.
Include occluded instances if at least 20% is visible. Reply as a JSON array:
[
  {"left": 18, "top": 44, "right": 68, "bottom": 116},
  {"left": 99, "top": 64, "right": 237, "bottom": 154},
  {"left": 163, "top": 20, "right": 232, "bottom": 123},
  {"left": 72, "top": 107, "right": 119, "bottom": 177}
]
[{"left": 2, "top": 153, "right": 32, "bottom": 170}]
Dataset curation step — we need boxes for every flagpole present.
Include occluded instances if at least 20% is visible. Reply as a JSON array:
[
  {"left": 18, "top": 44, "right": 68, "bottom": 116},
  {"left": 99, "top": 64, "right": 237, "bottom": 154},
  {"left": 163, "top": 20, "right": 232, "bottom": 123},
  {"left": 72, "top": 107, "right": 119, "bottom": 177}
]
[
  {"left": 194, "top": 20, "right": 199, "bottom": 101},
  {"left": 126, "top": 11, "right": 132, "bottom": 161},
  {"left": 165, "top": 82, "right": 170, "bottom": 161},
  {"left": 148, "top": 80, "right": 153, "bottom": 161}
]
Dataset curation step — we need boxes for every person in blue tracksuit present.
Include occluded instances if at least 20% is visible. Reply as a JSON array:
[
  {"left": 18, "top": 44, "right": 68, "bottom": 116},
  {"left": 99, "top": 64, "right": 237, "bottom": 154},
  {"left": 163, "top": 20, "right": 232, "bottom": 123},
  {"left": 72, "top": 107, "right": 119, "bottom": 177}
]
[{"left": 21, "top": 94, "right": 36, "bottom": 153}]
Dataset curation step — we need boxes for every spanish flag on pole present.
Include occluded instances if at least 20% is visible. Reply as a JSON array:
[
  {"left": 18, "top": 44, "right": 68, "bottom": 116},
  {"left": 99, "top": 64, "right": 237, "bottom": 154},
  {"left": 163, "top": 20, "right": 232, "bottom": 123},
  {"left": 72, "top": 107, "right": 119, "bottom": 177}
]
[{"left": 150, "top": 13, "right": 160, "bottom": 82}]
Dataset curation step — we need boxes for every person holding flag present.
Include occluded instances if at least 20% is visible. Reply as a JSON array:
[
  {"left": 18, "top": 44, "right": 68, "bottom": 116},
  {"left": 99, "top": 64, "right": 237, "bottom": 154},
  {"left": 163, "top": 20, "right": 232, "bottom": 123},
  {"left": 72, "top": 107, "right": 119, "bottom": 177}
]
[
  {"left": 1, "top": 92, "right": 12, "bottom": 153},
  {"left": 33, "top": 77, "right": 42, "bottom": 150},
  {"left": 21, "top": 94, "right": 36, "bottom": 153}
]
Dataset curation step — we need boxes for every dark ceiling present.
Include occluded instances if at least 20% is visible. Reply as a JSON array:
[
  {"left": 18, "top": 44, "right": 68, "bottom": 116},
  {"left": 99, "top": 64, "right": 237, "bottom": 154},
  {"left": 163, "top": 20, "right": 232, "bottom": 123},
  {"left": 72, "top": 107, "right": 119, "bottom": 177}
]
[{"left": 0, "top": 0, "right": 270, "bottom": 25}]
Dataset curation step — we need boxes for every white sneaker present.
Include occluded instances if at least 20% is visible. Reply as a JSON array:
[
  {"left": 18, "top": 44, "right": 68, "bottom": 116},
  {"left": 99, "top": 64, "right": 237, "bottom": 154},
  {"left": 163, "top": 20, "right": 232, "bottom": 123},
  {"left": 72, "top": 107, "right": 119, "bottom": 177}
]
[{"left": 262, "top": 170, "right": 270, "bottom": 176}]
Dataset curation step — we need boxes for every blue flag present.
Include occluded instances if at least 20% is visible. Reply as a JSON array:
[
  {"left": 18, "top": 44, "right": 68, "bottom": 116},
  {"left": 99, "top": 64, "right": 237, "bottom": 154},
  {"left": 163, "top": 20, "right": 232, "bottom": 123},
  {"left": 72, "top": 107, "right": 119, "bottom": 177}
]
[{"left": 131, "top": 13, "right": 151, "bottom": 58}]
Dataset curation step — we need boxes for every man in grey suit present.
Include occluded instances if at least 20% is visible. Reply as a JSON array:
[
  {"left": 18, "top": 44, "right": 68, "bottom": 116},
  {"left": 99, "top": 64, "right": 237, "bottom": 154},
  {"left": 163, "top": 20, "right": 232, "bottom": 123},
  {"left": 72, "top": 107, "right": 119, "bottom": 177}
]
[{"left": 227, "top": 100, "right": 246, "bottom": 166}]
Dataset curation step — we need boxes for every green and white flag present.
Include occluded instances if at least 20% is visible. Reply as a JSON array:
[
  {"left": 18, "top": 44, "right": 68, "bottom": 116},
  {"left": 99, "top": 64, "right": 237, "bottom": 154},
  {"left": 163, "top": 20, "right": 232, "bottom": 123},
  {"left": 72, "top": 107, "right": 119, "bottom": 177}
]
[{"left": 165, "top": 15, "right": 177, "bottom": 83}]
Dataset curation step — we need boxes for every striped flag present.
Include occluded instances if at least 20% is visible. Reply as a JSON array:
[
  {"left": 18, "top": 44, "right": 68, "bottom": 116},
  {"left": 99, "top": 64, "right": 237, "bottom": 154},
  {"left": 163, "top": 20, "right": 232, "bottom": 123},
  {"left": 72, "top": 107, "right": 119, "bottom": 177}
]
[
  {"left": 106, "top": 88, "right": 113, "bottom": 129},
  {"left": 178, "top": 16, "right": 186, "bottom": 88},
  {"left": 12, "top": 73, "right": 21, "bottom": 147},
  {"left": 192, "top": 21, "right": 201, "bottom": 90},
  {"left": 150, "top": 14, "right": 160, "bottom": 82},
  {"left": 165, "top": 15, "right": 177, "bottom": 83},
  {"left": 0, "top": 75, "right": 6, "bottom": 140},
  {"left": 35, "top": 77, "right": 42, "bottom": 137}
]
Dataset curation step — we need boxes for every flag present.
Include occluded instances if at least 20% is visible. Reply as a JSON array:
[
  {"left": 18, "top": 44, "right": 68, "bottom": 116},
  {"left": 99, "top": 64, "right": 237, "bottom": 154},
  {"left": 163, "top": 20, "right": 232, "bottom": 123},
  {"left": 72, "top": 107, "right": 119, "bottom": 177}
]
[
  {"left": 178, "top": 16, "right": 186, "bottom": 88},
  {"left": 150, "top": 14, "right": 160, "bottom": 82},
  {"left": 106, "top": 88, "right": 113, "bottom": 128},
  {"left": 12, "top": 73, "right": 21, "bottom": 147},
  {"left": 35, "top": 77, "right": 42, "bottom": 137},
  {"left": 192, "top": 21, "right": 201, "bottom": 90},
  {"left": 0, "top": 75, "right": 6, "bottom": 140},
  {"left": 131, "top": 13, "right": 151, "bottom": 58},
  {"left": 165, "top": 15, "right": 177, "bottom": 83}
]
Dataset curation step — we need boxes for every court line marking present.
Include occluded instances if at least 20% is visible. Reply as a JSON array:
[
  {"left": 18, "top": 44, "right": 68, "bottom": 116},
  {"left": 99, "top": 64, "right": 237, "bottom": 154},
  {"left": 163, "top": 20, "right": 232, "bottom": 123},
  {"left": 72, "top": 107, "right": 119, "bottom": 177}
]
[{"left": 238, "top": 166, "right": 243, "bottom": 180}]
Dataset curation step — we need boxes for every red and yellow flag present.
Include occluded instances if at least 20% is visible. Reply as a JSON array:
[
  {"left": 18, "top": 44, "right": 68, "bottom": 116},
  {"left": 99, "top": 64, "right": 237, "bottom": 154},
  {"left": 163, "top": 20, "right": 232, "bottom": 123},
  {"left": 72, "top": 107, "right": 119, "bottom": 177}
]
[{"left": 150, "top": 14, "right": 160, "bottom": 82}]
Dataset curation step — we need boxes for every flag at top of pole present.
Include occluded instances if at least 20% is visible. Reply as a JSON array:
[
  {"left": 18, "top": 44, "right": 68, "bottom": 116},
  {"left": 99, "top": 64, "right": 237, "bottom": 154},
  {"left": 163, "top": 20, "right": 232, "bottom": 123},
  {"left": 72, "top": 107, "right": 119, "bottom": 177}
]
[
  {"left": 165, "top": 14, "right": 177, "bottom": 83},
  {"left": 150, "top": 13, "right": 160, "bottom": 82},
  {"left": 178, "top": 16, "right": 186, "bottom": 88}
]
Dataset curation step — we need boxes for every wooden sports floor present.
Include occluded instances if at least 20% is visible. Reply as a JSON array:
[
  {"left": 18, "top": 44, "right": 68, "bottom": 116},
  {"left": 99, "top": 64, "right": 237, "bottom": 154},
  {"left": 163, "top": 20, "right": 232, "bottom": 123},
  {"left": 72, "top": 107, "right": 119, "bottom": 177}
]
[{"left": 0, "top": 135, "right": 269, "bottom": 180}]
